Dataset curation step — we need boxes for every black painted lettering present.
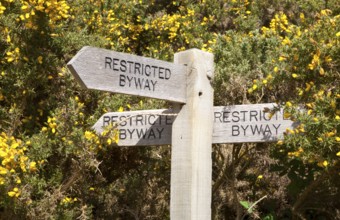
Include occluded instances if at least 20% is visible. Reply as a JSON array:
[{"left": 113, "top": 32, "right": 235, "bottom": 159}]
[
  {"left": 240, "top": 111, "right": 247, "bottom": 121},
  {"left": 103, "top": 116, "right": 110, "bottom": 126},
  {"left": 165, "top": 115, "right": 172, "bottom": 125},
  {"left": 157, "top": 128, "right": 164, "bottom": 138},
  {"left": 144, "top": 114, "right": 148, "bottom": 125},
  {"left": 241, "top": 125, "right": 249, "bottom": 136},
  {"left": 263, "top": 111, "right": 271, "bottom": 121},
  {"left": 127, "top": 76, "right": 134, "bottom": 87},
  {"left": 112, "top": 58, "right": 119, "bottom": 71},
  {"left": 119, "top": 129, "right": 126, "bottom": 140},
  {"left": 250, "top": 110, "right": 258, "bottom": 121},
  {"left": 128, "top": 115, "right": 133, "bottom": 126},
  {"left": 214, "top": 112, "right": 222, "bottom": 123},
  {"left": 275, "top": 110, "right": 280, "bottom": 120},
  {"left": 111, "top": 115, "right": 118, "bottom": 124},
  {"left": 151, "top": 80, "right": 157, "bottom": 91},
  {"left": 232, "top": 111, "right": 240, "bottom": 122},
  {"left": 135, "top": 62, "right": 141, "bottom": 74},
  {"left": 127, "top": 61, "right": 134, "bottom": 73},
  {"left": 151, "top": 66, "right": 157, "bottom": 77},
  {"left": 119, "top": 74, "right": 126, "bottom": 87},
  {"left": 135, "top": 77, "right": 143, "bottom": 89},
  {"left": 144, "top": 79, "right": 151, "bottom": 90},
  {"left": 105, "top": 57, "right": 112, "bottom": 69},
  {"left": 273, "top": 124, "right": 281, "bottom": 134},
  {"left": 250, "top": 125, "right": 262, "bottom": 135},
  {"left": 165, "top": 68, "right": 171, "bottom": 79},
  {"left": 120, "top": 60, "right": 127, "bottom": 72},
  {"left": 148, "top": 115, "right": 156, "bottom": 125},
  {"left": 263, "top": 125, "right": 272, "bottom": 135},
  {"left": 222, "top": 111, "right": 231, "bottom": 123},
  {"left": 127, "top": 129, "right": 135, "bottom": 139},
  {"left": 136, "top": 115, "right": 144, "bottom": 125},
  {"left": 145, "top": 65, "right": 151, "bottom": 76},
  {"left": 148, "top": 129, "right": 156, "bottom": 139},
  {"left": 232, "top": 125, "right": 240, "bottom": 136},
  {"left": 159, "top": 67, "right": 164, "bottom": 79},
  {"left": 119, "top": 115, "right": 127, "bottom": 126},
  {"left": 136, "top": 129, "right": 146, "bottom": 139}
]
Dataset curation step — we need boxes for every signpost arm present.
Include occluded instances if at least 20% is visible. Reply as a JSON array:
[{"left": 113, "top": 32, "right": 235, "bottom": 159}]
[{"left": 171, "top": 49, "right": 214, "bottom": 219}]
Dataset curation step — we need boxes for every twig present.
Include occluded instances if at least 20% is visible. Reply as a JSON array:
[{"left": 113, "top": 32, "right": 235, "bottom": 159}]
[
  {"left": 241, "top": 195, "right": 268, "bottom": 220},
  {"left": 247, "top": 195, "right": 267, "bottom": 213}
]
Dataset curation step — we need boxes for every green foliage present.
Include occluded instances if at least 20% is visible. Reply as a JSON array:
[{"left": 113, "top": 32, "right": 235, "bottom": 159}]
[
  {"left": 248, "top": 8, "right": 340, "bottom": 219},
  {"left": 0, "top": 0, "right": 339, "bottom": 219},
  {"left": 240, "top": 200, "right": 252, "bottom": 213}
]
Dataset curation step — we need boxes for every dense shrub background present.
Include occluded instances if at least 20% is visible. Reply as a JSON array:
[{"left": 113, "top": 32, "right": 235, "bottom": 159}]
[{"left": 0, "top": 0, "right": 339, "bottom": 219}]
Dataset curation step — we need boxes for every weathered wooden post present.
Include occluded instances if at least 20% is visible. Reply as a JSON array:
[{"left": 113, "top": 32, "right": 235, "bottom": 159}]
[{"left": 171, "top": 49, "right": 214, "bottom": 219}]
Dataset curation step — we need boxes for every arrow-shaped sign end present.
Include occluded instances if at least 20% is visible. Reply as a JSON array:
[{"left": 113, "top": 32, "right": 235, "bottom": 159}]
[{"left": 67, "top": 46, "right": 92, "bottom": 89}]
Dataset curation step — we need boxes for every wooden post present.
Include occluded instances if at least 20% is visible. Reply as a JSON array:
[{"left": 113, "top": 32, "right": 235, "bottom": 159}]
[{"left": 171, "top": 49, "right": 214, "bottom": 219}]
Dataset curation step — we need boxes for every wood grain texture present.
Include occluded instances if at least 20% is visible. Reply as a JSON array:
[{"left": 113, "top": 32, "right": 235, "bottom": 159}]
[
  {"left": 170, "top": 49, "right": 214, "bottom": 220},
  {"left": 67, "top": 46, "right": 187, "bottom": 103},
  {"left": 92, "top": 104, "right": 296, "bottom": 146}
]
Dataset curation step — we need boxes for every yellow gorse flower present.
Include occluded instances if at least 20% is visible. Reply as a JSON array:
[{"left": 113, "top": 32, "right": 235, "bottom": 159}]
[
  {"left": 308, "top": 50, "right": 320, "bottom": 70},
  {"left": 0, "top": 132, "right": 39, "bottom": 198},
  {"left": 19, "top": 0, "right": 70, "bottom": 29},
  {"left": 37, "top": 56, "right": 43, "bottom": 64},
  {"left": 5, "top": 48, "right": 20, "bottom": 63},
  {"left": 47, "top": 117, "right": 57, "bottom": 134},
  {"left": 0, "top": 3, "right": 6, "bottom": 14},
  {"left": 285, "top": 101, "right": 292, "bottom": 107}
]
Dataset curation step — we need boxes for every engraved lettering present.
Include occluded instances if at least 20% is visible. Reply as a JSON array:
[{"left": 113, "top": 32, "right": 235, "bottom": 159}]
[
  {"left": 214, "top": 112, "right": 222, "bottom": 123},
  {"left": 105, "top": 57, "right": 112, "bottom": 69},
  {"left": 112, "top": 58, "right": 119, "bottom": 71},
  {"left": 119, "top": 74, "right": 125, "bottom": 87},
  {"left": 241, "top": 125, "right": 249, "bottom": 136},
  {"left": 273, "top": 124, "right": 281, "bottom": 134},
  {"left": 232, "top": 125, "right": 240, "bottom": 136},
  {"left": 120, "top": 60, "right": 127, "bottom": 72}
]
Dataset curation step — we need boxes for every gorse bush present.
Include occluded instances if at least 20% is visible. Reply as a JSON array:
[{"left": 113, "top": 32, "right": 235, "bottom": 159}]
[
  {"left": 246, "top": 9, "right": 340, "bottom": 218},
  {"left": 0, "top": 0, "right": 339, "bottom": 219}
]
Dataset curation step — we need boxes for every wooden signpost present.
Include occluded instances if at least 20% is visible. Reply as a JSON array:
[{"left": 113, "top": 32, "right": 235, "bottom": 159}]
[
  {"left": 68, "top": 47, "right": 212, "bottom": 219},
  {"left": 69, "top": 46, "right": 296, "bottom": 220},
  {"left": 93, "top": 104, "right": 296, "bottom": 146},
  {"left": 67, "top": 46, "right": 187, "bottom": 103}
]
